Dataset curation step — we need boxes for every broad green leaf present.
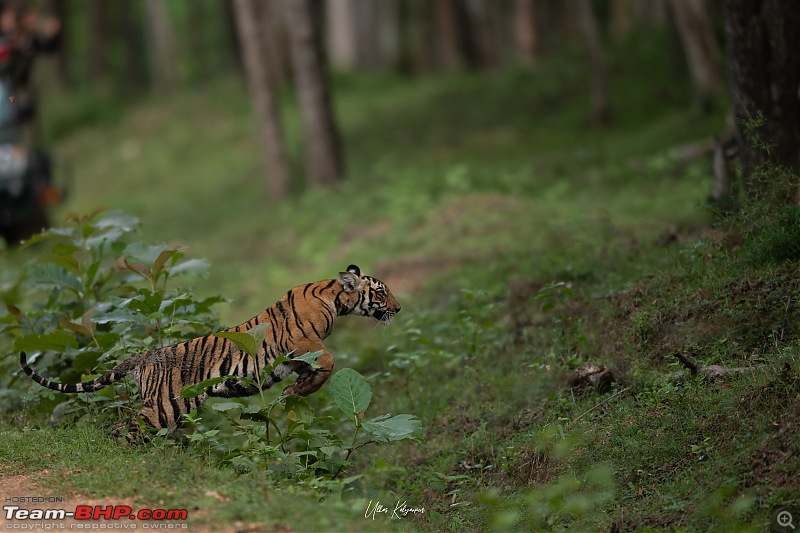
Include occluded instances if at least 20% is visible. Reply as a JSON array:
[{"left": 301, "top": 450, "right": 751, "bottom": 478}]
[
  {"left": 293, "top": 350, "right": 324, "bottom": 368},
  {"left": 94, "top": 211, "right": 139, "bottom": 232},
  {"left": 26, "top": 263, "right": 82, "bottom": 294},
  {"left": 214, "top": 331, "right": 257, "bottom": 357},
  {"left": 152, "top": 249, "right": 179, "bottom": 279},
  {"left": 59, "top": 318, "right": 93, "bottom": 338},
  {"left": 241, "top": 404, "right": 269, "bottom": 423},
  {"left": 247, "top": 322, "right": 270, "bottom": 349},
  {"left": 362, "top": 413, "right": 422, "bottom": 442},
  {"left": 214, "top": 322, "right": 268, "bottom": 357},
  {"left": 329, "top": 368, "right": 371, "bottom": 421},
  {"left": 19, "top": 231, "right": 61, "bottom": 248},
  {"left": 166, "top": 258, "right": 210, "bottom": 278},
  {"left": 211, "top": 402, "right": 244, "bottom": 413},
  {"left": 72, "top": 351, "right": 102, "bottom": 372},
  {"left": 92, "top": 308, "right": 135, "bottom": 324},
  {"left": 180, "top": 375, "right": 234, "bottom": 398},
  {"left": 116, "top": 256, "right": 150, "bottom": 281},
  {"left": 15, "top": 331, "right": 78, "bottom": 352}
]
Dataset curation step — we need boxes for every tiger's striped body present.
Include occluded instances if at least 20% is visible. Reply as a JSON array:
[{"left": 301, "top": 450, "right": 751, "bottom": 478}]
[{"left": 19, "top": 265, "right": 400, "bottom": 437}]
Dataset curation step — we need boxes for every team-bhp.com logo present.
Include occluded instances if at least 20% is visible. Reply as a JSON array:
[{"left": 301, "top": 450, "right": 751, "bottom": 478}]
[{"left": 4, "top": 504, "right": 189, "bottom": 528}]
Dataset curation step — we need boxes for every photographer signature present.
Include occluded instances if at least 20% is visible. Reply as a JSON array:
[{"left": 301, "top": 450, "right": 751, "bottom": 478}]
[{"left": 365, "top": 499, "right": 425, "bottom": 520}]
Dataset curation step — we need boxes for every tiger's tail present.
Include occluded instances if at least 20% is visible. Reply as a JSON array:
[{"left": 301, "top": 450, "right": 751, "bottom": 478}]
[{"left": 19, "top": 351, "right": 130, "bottom": 393}]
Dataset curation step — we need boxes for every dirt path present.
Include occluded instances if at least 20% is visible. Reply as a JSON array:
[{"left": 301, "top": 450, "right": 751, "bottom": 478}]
[
  {"left": 0, "top": 471, "right": 283, "bottom": 532},
  {"left": 0, "top": 470, "right": 209, "bottom": 531},
  {"left": 0, "top": 471, "right": 143, "bottom": 527}
]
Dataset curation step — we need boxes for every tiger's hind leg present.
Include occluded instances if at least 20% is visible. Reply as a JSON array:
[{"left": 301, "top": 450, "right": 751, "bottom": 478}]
[{"left": 111, "top": 409, "right": 159, "bottom": 445}]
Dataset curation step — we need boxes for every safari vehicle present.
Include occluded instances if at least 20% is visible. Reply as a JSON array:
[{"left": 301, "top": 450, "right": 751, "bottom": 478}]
[{"left": 0, "top": 44, "right": 62, "bottom": 246}]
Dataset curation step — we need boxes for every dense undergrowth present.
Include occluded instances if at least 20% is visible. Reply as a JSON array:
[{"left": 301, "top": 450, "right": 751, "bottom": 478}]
[{"left": 1, "top": 30, "right": 798, "bottom": 531}]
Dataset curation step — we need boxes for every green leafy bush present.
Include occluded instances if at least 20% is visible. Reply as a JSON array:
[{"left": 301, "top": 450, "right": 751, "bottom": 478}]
[
  {"left": 179, "top": 325, "right": 422, "bottom": 489},
  {"left": 1, "top": 210, "right": 222, "bottom": 425}
]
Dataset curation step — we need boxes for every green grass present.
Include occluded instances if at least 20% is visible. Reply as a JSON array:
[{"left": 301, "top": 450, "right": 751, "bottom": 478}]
[{"left": 2, "top": 29, "right": 798, "bottom": 532}]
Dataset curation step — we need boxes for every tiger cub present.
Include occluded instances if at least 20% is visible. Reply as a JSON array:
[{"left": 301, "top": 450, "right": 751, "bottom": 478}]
[{"left": 20, "top": 264, "right": 400, "bottom": 439}]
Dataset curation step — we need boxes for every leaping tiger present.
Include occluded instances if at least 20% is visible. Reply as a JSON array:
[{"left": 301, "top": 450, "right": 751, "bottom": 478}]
[{"left": 19, "top": 264, "right": 400, "bottom": 440}]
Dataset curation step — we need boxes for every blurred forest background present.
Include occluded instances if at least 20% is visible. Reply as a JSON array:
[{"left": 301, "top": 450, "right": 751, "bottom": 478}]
[{"left": 1, "top": 0, "right": 799, "bottom": 531}]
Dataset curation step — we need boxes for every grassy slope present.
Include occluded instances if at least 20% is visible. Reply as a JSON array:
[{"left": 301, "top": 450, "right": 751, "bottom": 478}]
[{"left": 2, "top": 33, "right": 797, "bottom": 531}]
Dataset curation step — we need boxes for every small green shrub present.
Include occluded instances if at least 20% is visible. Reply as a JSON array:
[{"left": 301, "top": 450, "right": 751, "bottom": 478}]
[
  {"left": 179, "top": 325, "right": 422, "bottom": 490},
  {"left": 1, "top": 210, "right": 222, "bottom": 425}
]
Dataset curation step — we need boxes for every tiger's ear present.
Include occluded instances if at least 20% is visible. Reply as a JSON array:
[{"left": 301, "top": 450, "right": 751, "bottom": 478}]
[{"left": 338, "top": 265, "right": 363, "bottom": 293}]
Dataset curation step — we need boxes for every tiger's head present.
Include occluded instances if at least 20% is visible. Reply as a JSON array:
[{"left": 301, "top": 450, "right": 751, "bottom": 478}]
[{"left": 337, "top": 264, "right": 401, "bottom": 324}]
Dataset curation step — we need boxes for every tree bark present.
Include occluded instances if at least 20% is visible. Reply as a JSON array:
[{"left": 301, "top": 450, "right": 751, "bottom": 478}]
[
  {"left": 284, "top": 0, "right": 343, "bottom": 186},
  {"left": 513, "top": 0, "right": 545, "bottom": 66},
  {"left": 723, "top": 0, "right": 800, "bottom": 201},
  {"left": 143, "top": 0, "right": 179, "bottom": 90},
  {"left": 232, "top": 0, "right": 291, "bottom": 199},
  {"left": 610, "top": 0, "right": 635, "bottom": 39},
  {"left": 257, "top": 0, "right": 290, "bottom": 90},
  {"left": 88, "top": 0, "right": 110, "bottom": 82},
  {"left": 671, "top": 0, "right": 724, "bottom": 110},
  {"left": 432, "top": 0, "right": 462, "bottom": 70},
  {"left": 468, "top": 0, "right": 499, "bottom": 70},
  {"left": 117, "top": 0, "right": 148, "bottom": 96},
  {"left": 573, "top": 0, "right": 610, "bottom": 126},
  {"left": 327, "top": 0, "right": 359, "bottom": 70}
]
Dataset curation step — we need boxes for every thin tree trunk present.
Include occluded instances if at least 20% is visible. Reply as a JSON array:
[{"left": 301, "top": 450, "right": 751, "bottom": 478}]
[
  {"left": 258, "top": 0, "right": 290, "bottom": 89},
  {"left": 513, "top": 0, "right": 545, "bottom": 66},
  {"left": 723, "top": 0, "right": 800, "bottom": 201},
  {"left": 354, "top": 0, "right": 382, "bottom": 69},
  {"left": 671, "top": 0, "right": 724, "bottom": 110},
  {"left": 88, "top": 0, "right": 110, "bottom": 82},
  {"left": 573, "top": 0, "right": 610, "bottom": 126},
  {"left": 467, "top": 0, "right": 498, "bottom": 70},
  {"left": 232, "top": 0, "right": 291, "bottom": 199},
  {"left": 610, "top": 0, "right": 635, "bottom": 39},
  {"left": 143, "top": 0, "right": 179, "bottom": 90},
  {"left": 118, "top": 0, "right": 148, "bottom": 96},
  {"left": 433, "top": 0, "right": 462, "bottom": 70},
  {"left": 327, "top": 0, "right": 358, "bottom": 70},
  {"left": 284, "top": 0, "right": 343, "bottom": 186}
]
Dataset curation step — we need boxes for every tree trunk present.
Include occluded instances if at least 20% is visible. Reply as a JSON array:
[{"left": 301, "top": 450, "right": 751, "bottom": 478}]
[
  {"left": 671, "top": 0, "right": 724, "bottom": 110},
  {"left": 327, "top": 0, "right": 359, "bottom": 70},
  {"left": 512, "top": 0, "right": 545, "bottom": 66},
  {"left": 573, "top": 0, "right": 610, "bottom": 126},
  {"left": 468, "top": 0, "right": 499, "bottom": 70},
  {"left": 118, "top": 0, "right": 148, "bottom": 96},
  {"left": 143, "top": 0, "right": 179, "bottom": 90},
  {"left": 88, "top": 0, "right": 110, "bottom": 82},
  {"left": 232, "top": 0, "right": 291, "bottom": 199},
  {"left": 432, "top": 0, "right": 462, "bottom": 70},
  {"left": 354, "top": 0, "right": 383, "bottom": 69},
  {"left": 258, "top": 0, "right": 290, "bottom": 89},
  {"left": 723, "top": 0, "right": 800, "bottom": 201},
  {"left": 284, "top": 0, "right": 343, "bottom": 186},
  {"left": 610, "top": 0, "right": 635, "bottom": 39}
]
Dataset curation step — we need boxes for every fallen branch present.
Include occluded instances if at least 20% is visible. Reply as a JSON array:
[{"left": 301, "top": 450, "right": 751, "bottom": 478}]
[{"left": 670, "top": 352, "right": 763, "bottom": 382}]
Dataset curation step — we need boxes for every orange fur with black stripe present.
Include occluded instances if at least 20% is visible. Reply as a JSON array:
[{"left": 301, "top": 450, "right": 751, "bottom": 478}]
[{"left": 20, "top": 265, "right": 400, "bottom": 437}]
